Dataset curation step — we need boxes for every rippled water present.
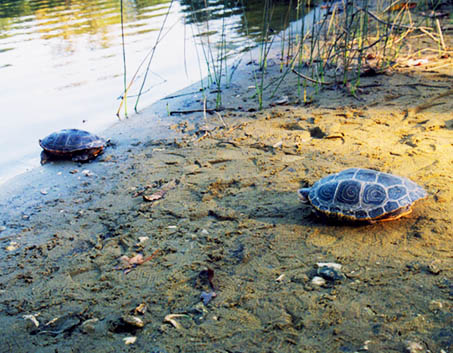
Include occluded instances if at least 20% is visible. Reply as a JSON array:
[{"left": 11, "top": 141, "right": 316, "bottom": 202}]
[{"left": 0, "top": 0, "right": 300, "bottom": 184}]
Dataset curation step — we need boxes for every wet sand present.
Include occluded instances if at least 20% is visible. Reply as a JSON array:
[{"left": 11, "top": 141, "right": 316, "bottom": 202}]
[{"left": 0, "top": 47, "right": 452, "bottom": 352}]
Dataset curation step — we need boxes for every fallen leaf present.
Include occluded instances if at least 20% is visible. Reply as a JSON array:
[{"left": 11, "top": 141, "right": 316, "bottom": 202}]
[
  {"left": 116, "top": 249, "right": 160, "bottom": 274},
  {"left": 142, "top": 179, "right": 178, "bottom": 202},
  {"left": 388, "top": 2, "right": 416, "bottom": 11},
  {"left": 198, "top": 267, "right": 215, "bottom": 290},
  {"left": 200, "top": 291, "right": 217, "bottom": 305}
]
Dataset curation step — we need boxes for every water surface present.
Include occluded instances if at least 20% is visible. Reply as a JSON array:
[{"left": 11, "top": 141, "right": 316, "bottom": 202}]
[{"left": 0, "top": 0, "right": 298, "bottom": 184}]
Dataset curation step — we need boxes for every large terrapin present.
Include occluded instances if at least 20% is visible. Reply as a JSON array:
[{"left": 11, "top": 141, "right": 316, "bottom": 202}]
[
  {"left": 298, "top": 168, "right": 427, "bottom": 222},
  {"left": 39, "top": 129, "right": 107, "bottom": 165}
]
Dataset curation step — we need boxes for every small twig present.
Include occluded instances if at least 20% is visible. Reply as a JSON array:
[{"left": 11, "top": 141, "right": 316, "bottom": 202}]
[
  {"left": 214, "top": 111, "right": 227, "bottom": 127},
  {"left": 424, "top": 62, "right": 453, "bottom": 72},
  {"left": 162, "top": 90, "right": 204, "bottom": 100},
  {"left": 195, "top": 131, "right": 210, "bottom": 143},
  {"left": 418, "top": 27, "right": 440, "bottom": 44},
  {"left": 291, "top": 69, "right": 333, "bottom": 85},
  {"left": 396, "top": 83, "right": 451, "bottom": 89},
  {"left": 169, "top": 109, "right": 222, "bottom": 115},
  {"left": 356, "top": 6, "right": 431, "bottom": 31},
  {"left": 140, "top": 249, "right": 160, "bottom": 265},
  {"left": 406, "top": 88, "right": 453, "bottom": 117}
]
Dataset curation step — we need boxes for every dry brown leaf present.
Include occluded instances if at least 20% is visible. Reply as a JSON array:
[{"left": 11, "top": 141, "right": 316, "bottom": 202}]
[{"left": 142, "top": 179, "right": 178, "bottom": 202}]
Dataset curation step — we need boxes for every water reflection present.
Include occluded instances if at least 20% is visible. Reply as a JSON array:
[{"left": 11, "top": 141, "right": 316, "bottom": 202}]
[
  {"left": 0, "top": 0, "right": 300, "bottom": 184},
  {"left": 1, "top": 0, "right": 173, "bottom": 53}
]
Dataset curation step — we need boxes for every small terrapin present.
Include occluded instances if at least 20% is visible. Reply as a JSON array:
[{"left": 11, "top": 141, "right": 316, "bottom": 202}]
[
  {"left": 39, "top": 129, "right": 107, "bottom": 165},
  {"left": 298, "top": 168, "right": 427, "bottom": 222}
]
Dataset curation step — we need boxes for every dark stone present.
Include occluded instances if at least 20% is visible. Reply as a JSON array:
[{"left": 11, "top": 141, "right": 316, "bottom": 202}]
[
  {"left": 317, "top": 267, "right": 343, "bottom": 281},
  {"left": 309, "top": 126, "right": 327, "bottom": 138}
]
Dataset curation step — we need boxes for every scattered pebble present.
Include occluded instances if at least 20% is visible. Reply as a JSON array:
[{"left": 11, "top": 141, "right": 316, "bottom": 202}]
[
  {"left": 123, "top": 336, "right": 137, "bottom": 345},
  {"left": 275, "top": 96, "right": 289, "bottom": 105},
  {"left": 309, "top": 126, "right": 327, "bottom": 139},
  {"left": 311, "top": 276, "right": 326, "bottom": 286},
  {"left": 276, "top": 273, "right": 285, "bottom": 282},
  {"left": 405, "top": 340, "right": 424, "bottom": 353},
  {"left": 429, "top": 300, "right": 443, "bottom": 312},
  {"left": 40, "top": 189, "right": 48, "bottom": 195},
  {"left": 136, "top": 236, "right": 149, "bottom": 246},
  {"left": 0, "top": 226, "right": 5, "bottom": 232},
  {"left": 427, "top": 261, "right": 441, "bottom": 275},
  {"left": 272, "top": 141, "right": 283, "bottom": 148},
  {"left": 135, "top": 303, "right": 147, "bottom": 315},
  {"left": 5, "top": 241, "right": 19, "bottom": 252},
  {"left": 318, "top": 267, "right": 343, "bottom": 281},
  {"left": 361, "top": 340, "right": 371, "bottom": 350},
  {"left": 69, "top": 169, "right": 79, "bottom": 174},
  {"left": 122, "top": 315, "right": 144, "bottom": 328},
  {"left": 81, "top": 169, "right": 94, "bottom": 177}
]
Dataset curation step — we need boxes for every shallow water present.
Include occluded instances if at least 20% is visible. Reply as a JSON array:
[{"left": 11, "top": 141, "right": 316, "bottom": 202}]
[{"left": 0, "top": 0, "right": 299, "bottom": 184}]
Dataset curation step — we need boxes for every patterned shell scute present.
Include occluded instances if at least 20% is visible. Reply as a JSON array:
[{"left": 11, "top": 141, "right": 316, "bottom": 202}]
[
  {"left": 40, "top": 129, "right": 106, "bottom": 153},
  {"left": 308, "top": 168, "right": 427, "bottom": 220}
]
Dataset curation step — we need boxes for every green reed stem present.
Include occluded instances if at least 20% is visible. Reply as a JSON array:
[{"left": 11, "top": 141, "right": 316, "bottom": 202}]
[
  {"left": 134, "top": 0, "right": 174, "bottom": 113},
  {"left": 120, "top": 0, "right": 127, "bottom": 119}
]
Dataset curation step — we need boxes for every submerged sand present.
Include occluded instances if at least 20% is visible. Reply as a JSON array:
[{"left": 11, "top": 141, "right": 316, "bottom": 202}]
[{"left": 0, "top": 48, "right": 452, "bottom": 352}]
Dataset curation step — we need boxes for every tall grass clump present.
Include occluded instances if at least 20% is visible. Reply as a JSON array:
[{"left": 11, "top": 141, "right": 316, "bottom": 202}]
[
  {"left": 281, "top": 0, "right": 449, "bottom": 100},
  {"left": 241, "top": 0, "right": 450, "bottom": 105},
  {"left": 121, "top": 0, "right": 450, "bottom": 115}
]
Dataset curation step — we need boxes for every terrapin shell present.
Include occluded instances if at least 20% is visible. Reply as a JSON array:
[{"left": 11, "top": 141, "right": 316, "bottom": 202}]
[
  {"left": 298, "top": 168, "right": 427, "bottom": 222},
  {"left": 39, "top": 129, "right": 106, "bottom": 163}
]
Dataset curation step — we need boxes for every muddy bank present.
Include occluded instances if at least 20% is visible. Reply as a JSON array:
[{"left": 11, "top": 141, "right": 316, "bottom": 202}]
[{"left": 0, "top": 49, "right": 452, "bottom": 352}]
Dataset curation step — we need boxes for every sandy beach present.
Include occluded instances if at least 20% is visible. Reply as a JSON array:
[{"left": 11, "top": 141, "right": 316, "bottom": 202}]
[{"left": 0, "top": 44, "right": 452, "bottom": 352}]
